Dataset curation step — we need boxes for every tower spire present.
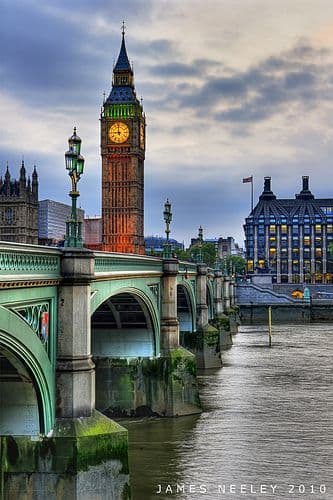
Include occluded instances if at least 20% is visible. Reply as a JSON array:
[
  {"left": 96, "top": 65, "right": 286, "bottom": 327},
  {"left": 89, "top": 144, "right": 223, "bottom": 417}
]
[{"left": 113, "top": 23, "right": 132, "bottom": 73}]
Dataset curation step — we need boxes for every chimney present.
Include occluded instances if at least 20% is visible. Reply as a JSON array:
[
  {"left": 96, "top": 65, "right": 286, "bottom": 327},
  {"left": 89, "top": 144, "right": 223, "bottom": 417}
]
[
  {"left": 259, "top": 176, "right": 276, "bottom": 201},
  {"left": 296, "top": 175, "right": 314, "bottom": 199},
  {"left": 264, "top": 176, "right": 271, "bottom": 192},
  {"left": 302, "top": 176, "right": 309, "bottom": 191}
]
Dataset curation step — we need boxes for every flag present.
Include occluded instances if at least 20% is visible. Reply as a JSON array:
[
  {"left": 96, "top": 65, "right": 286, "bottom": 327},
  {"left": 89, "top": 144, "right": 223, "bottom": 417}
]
[{"left": 242, "top": 176, "right": 253, "bottom": 183}]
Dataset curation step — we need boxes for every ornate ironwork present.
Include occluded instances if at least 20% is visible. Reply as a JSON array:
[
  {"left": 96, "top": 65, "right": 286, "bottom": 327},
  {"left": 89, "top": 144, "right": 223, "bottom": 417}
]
[
  {"left": 148, "top": 284, "right": 160, "bottom": 306},
  {"left": 0, "top": 252, "right": 60, "bottom": 275},
  {"left": 12, "top": 302, "right": 50, "bottom": 353}
]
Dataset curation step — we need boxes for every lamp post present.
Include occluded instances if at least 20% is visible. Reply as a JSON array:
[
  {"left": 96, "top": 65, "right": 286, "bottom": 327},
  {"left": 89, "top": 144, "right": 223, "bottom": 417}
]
[
  {"left": 197, "top": 225, "right": 203, "bottom": 263},
  {"left": 64, "top": 127, "right": 85, "bottom": 248},
  {"left": 163, "top": 199, "right": 172, "bottom": 258}
]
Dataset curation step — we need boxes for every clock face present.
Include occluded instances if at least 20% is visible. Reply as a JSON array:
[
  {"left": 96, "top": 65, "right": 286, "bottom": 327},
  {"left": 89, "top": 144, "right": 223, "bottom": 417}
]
[
  {"left": 140, "top": 123, "right": 145, "bottom": 149},
  {"left": 109, "top": 122, "right": 129, "bottom": 143}
]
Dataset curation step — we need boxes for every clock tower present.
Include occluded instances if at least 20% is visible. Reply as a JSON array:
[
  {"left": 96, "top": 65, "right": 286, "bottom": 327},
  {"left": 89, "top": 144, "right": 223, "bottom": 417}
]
[{"left": 101, "top": 27, "right": 146, "bottom": 254}]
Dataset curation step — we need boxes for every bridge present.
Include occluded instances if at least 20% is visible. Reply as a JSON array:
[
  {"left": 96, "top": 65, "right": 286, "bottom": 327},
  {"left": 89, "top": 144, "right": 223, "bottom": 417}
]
[{"left": 0, "top": 242, "right": 237, "bottom": 499}]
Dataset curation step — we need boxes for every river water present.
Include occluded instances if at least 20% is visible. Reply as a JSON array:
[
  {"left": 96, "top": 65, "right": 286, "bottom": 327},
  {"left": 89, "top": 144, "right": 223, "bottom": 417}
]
[{"left": 123, "top": 324, "right": 333, "bottom": 500}]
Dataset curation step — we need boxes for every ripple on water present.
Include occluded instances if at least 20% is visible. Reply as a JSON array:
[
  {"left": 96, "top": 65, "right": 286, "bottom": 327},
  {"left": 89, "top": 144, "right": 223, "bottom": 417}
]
[{"left": 124, "top": 324, "right": 333, "bottom": 500}]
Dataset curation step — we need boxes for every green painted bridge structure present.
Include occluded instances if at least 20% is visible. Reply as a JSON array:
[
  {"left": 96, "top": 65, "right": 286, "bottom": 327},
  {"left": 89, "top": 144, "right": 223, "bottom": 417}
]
[{"left": 0, "top": 242, "right": 236, "bottom": 499}]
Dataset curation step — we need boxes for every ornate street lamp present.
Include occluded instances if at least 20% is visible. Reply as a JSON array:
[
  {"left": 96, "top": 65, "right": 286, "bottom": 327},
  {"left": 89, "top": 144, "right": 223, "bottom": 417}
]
[
  {"left": 64, "top": 127, "right": 85, "bottom": 247},
  {"left": 163, "top": 199, "right": 172, "bottom": 258},
  {"left": 197, "top": 225, "right": 203, "bottom": 263}
]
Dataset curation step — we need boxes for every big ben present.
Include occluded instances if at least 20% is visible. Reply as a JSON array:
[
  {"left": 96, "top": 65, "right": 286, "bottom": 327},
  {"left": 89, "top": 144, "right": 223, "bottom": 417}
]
[{"left": 101, "top": 27, "right": 145, "bottom": 254}]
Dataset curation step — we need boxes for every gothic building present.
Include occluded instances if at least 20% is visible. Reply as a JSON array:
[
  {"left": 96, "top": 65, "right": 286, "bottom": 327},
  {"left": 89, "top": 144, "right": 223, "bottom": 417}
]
[
  {"left": 0, "top": 162, "right": 39, "bottom": 244},
  {"left": 244, "top": 176, "right": 333, "bottom": 284},
  {"left": 100, "top": 28, "right": 146, "bottom": 254}
]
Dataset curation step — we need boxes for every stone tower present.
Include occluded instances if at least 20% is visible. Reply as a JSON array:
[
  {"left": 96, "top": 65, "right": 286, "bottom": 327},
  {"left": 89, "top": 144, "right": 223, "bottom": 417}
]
[
  {"left": 0, "top": 162, "right": 39, "bottom": 244},
  {"left": 100, "top": 28, "right": 146, "bottom": 254}
]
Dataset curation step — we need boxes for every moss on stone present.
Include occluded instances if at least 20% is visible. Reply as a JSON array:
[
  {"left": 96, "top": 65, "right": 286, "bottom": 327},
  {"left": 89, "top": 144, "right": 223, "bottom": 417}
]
[
  {"left": 3, "top": 411, "right": 129, "bottom": 475},
  {"left": 211, "top": 316, "right": 231, "bottom": 332}
]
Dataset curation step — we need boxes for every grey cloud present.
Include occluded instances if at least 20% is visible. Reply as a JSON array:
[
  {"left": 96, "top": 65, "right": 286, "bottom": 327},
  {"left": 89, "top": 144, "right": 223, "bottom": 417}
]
[
  {"left": 149, "top": 62, "right": 201, "bottom": 77},
  {"left": 173, "top": 42, "right": 333, "bottom": 124},
  {"left": 284, "top": 71, "right": 316, "bottom": 89}
]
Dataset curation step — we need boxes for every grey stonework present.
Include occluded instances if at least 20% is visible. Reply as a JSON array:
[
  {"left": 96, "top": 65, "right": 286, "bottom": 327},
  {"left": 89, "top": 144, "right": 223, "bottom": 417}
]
[{"left": 0, "top": 162, "right": 38, "bottom": 244}]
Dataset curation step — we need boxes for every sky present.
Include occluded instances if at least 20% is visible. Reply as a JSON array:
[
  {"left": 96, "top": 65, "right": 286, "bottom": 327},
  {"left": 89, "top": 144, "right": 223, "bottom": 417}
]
[{"left": 2, "top": 0, "right": 333, "bottom": 247}]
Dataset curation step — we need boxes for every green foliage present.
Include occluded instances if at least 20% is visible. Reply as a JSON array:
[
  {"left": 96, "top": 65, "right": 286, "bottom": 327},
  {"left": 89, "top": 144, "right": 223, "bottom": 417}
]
[
  {"left": 223, "top": 255, "right": 246, "bottom": 275},
  {"left": 175, "top": 242, "right": 217, "bottom": 267}
]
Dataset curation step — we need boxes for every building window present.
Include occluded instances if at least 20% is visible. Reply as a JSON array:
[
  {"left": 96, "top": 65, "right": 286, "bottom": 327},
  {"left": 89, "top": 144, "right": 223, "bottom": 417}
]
[
  {"left": 247, "top": 260, "right": 254, "bottom": 272},
  {"left": 4, "top": 208, "right": 13, "bottom": 225},
  {"left": 316, "top": 248, "right": 322, "bottom": 258},
  {"left": 315, "top": 224, "right": 322, "bottom": 233},
  {"left": 281, "top": 224, "right": 287, "bottom": 233},
  {"left": 327, "top": 225, "right": 333, "bottom": 234},
  {"left": 269, "top": 225, "right": 276, "bottom": 234},
  {"left": 304, "top": 236, "right": 310, "bottom": 246}
]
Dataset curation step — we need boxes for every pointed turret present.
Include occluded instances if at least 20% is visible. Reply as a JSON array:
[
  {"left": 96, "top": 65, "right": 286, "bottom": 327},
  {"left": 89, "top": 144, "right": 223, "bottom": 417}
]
[
  {"left": 4, "top": 165, "right": 11, "bottom": 196},
  {"left": 32, "top": 165, "right": 38, "bottom": 201},
  {"left": 19, "top": 160, "right": 27, "bottom": 194},
  {"left": 20, "top": 160, "right": 26, "bottom": 181},
  {"left": 105, "top": 25, "right": 139, "bottom": 105},
  {"left": 114, "top": 24, "right": 132, "bottom": 73}
]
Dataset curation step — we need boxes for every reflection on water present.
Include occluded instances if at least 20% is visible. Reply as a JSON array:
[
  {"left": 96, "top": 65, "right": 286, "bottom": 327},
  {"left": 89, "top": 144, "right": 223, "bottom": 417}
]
[{"left": 123, "top": 324, "right": 333, "bottom": 500}]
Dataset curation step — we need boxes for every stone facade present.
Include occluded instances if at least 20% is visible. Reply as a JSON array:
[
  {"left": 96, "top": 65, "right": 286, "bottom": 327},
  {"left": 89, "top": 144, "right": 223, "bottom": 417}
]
[{"left": 0, "top": 162, "right": 38, "bottom": 244}]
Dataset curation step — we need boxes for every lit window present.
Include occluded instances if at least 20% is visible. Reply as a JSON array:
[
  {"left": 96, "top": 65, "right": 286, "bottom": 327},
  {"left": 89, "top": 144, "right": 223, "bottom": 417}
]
[
  {"left": 247, "top": 260, "right": 253, "bottom": 272},
  {"left": 315, "top": 224, "right": 322, "bottom": 233},
  {"left": 304, "top": 236, "right": 310, "bottom": 246},
  {"left": 269, "top": 225, "right": 276, "bottom": 234},
  {"left": 281, "top": 225, "right": 287, "bottom": 233},
  {"left": 327, "top": 225, "right": 333, "bottom": 233},
  {"left": 316, "top": 248, "right": 322, "bottom": 257}
]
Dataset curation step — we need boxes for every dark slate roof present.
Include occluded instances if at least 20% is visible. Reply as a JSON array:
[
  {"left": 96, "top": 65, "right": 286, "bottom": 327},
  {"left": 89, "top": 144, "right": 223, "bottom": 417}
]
[
  {"left": 248, "top": 197, "right": 333, "bottom": 224},
  {"left": 114, "top": 35, "right": 131, "bottom": 72},
  {"left": 106, "top": 85, "right": 138, "bottom": 104}
]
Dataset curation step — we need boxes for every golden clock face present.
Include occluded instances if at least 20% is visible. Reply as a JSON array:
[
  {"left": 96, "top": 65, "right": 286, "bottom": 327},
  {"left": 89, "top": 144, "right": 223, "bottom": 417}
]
[
  {"left": 140, "top": 123, "right": 145, "bottom": 149},
  {"left": 109, "top": 122, "right": 129, "bottom": 143}
]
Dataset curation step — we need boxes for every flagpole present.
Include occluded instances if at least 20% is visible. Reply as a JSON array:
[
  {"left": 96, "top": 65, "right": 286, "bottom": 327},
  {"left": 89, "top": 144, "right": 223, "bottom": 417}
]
[{"left": 251, "top": 175, "right": 253, "bottom": 213}]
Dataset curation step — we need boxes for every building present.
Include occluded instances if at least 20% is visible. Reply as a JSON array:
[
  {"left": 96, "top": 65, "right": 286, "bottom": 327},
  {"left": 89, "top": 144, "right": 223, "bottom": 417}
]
[
  {"left": 244, "top": 176, "right": 333, "bottom": 283},
  {"left": 190, "top": 234, "right": 243, "bottom": 258},
  {"left": 38, "top": 199, "right": 84, "bottom": 246},
  {"left": 145, "top": 236, "right": 184, "bottom": 254},
  {"left": 100, "top": 28, "right": 146, "bottom": 254},
  {"left": 0, "top": 162, "right": 38, "bottom": 244},
  {"left": 218, "top": 237, "right": 244, "bottom": 259},
  {"left": 84, "top": 217, "right": 102, "bottom": 250}
]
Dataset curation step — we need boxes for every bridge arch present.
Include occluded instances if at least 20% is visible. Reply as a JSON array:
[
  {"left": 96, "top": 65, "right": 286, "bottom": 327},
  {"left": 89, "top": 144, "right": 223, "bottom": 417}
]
[
  {"left": 0, "top": 306, "right": 54, "bottom": 435},
  {"left": 91, "top": 287, "right": 159, "bottom": 357},
  {"left": 177, "top": 282, "right": 196, "bottom": 333}
]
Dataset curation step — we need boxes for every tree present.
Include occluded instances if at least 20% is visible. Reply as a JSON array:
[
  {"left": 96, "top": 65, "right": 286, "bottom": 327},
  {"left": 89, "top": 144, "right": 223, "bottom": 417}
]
[{"left": 222, "top": 255, "right": 246, "bottom": 275}]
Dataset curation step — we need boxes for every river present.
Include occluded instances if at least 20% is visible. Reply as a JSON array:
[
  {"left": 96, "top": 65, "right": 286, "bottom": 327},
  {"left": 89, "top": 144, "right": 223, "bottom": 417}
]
[{"left": 123, "top": 324, "right": 333, "bottom": 500}]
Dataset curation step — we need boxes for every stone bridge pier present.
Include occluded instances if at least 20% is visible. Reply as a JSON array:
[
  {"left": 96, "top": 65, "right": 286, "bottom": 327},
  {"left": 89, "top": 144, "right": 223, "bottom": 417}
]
[
  {"left": 179, "top": 264, "right": 236, "bottom": 369},
  {"left": 93, "top": 256, "right": 202, "bottom": 420}
]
